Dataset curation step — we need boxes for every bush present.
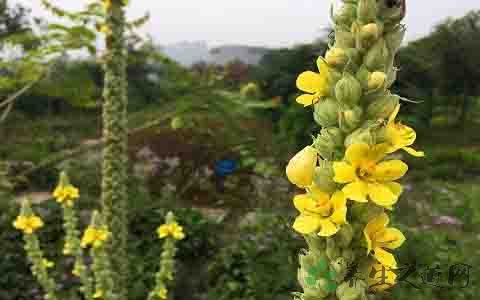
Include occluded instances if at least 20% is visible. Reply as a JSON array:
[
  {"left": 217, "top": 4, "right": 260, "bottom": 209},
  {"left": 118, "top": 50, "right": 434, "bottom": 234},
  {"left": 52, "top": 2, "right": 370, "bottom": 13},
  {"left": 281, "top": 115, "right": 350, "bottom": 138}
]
[{"left": 207, "top": 210, "right": 303, "bottom": 300}]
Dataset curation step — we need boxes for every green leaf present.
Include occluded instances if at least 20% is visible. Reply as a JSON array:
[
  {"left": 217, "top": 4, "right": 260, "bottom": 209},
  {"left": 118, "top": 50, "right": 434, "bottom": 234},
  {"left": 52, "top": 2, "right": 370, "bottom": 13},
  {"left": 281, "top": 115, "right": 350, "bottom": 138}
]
[
  {"left": 322, "top": 270, "right": 337, "bottom": 280},
  {"left": 316, "top": 259, "right": 328, "bottom": 273},
  {"left": 307, "top": 266, "right": 320, "bottom": 277},
  {"left": 305, "top": 276, "right": 317, "bottom": 286},
  {"left": 323, "top": 281, "right": 338, "bottom": 292}
]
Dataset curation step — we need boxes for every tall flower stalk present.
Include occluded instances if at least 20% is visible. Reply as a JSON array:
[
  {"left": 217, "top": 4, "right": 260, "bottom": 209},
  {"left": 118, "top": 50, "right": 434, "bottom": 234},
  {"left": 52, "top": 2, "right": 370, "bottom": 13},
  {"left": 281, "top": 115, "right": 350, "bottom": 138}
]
[
  {"left": 287, "top": 0, "right": 423, "bottom": 299},
  {"left": 100, "top": 0, "right": 129, "bottom": 299}
]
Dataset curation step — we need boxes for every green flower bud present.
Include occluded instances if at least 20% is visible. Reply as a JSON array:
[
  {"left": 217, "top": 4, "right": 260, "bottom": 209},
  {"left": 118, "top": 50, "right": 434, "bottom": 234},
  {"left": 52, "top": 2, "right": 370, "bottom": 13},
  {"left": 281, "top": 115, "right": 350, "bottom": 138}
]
[
  {"left": 367, "top": 71, "right": 387, "bottom": 90},
  {"left": 314, "top": 98, "right": 340, "bottom": 127},
  {"left": 357, "top": 0, "right": 377, "bottom": 24},
  {"left": 344, "top": 127, "right": 374, "bottom": 148},
  {"left": 325, "top": 48, "right": 348, "bottom": 68},
  {"left": 304, "top": 234, "right": 326, "bottom": 251},
  {"left": 331, "top": 257, "right": 347, "bottom": 279},
  {"left": 313, "top": 128, "right": 342, "bottom": 161},
  {"left": 334, "top": 4, "right": 357, "bottom": 27},
  {"left": 341, "top": 249, "right": 355, "bottom": 263},
  {"left": 360, "top": 22, "right": 380, "bottom": 41},
  {"left": 355, "top": 65, "right": 370, "bottom": 89},
  {"left": 385, "top": 24, "right": 406, "bottom": 55},
  {"left": 335, "top": 74, "right": 362, "bottom": 106},
  {"left": 334, "top": 30, "right": 355, "bottom": 49},
  {"left": 364, "top": 38, "right": 389, "bottom": 71},
  {"left": 326, "top": 238, "right": 340, "bottom": 260},
  {"left": 335, "top": 224, "right": 354, "bottom": 248},
  {"left": 313, "top": 161, "right": 337, "bottom": 194},
  {"left": 366, "top": 93, "right": 399, "bottom": 120},
  {"left": 336, "top": 282, "right": 366, "bottom": 300},
  {"left": 339, "top": 106, "right": 363, "bottom": 133},
  {"left": 344, "top": 48, "right": 362, "bottom": 68}
]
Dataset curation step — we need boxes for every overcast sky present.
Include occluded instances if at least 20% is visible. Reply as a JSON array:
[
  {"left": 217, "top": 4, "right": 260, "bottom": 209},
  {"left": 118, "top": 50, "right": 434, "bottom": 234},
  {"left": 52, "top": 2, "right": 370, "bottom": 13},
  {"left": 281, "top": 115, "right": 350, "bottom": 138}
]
[{"left": 15, "top": 0, "right": 480, "bottom": 48}]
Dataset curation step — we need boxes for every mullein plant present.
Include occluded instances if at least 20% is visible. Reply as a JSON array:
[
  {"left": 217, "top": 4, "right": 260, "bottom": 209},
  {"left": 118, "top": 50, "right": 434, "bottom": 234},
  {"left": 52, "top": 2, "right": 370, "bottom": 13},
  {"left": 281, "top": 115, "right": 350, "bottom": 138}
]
[
  {"left": 13, "top": 1, "right": 183, "bottom": 300},
  {"left": 14, "top": 173, "right": 185, "bottom": 300},
  {"left": 287, "top": 0, "right": 424, "bottom": 299}
]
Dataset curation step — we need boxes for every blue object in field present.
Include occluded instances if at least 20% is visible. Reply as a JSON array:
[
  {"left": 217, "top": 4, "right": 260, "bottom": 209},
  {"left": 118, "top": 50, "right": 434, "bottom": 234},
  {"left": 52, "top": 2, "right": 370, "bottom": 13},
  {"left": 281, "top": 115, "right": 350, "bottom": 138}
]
[{"left": 215, "top": 159, "right": 237, "bottom": 177}]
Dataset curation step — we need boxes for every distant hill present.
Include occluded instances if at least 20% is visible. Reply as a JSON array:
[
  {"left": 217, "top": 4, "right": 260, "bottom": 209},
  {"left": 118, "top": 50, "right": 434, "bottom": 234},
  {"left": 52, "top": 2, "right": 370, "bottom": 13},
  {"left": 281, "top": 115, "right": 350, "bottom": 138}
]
[{"left": 159, "top": 42, "right": 270, "bottom": 66}]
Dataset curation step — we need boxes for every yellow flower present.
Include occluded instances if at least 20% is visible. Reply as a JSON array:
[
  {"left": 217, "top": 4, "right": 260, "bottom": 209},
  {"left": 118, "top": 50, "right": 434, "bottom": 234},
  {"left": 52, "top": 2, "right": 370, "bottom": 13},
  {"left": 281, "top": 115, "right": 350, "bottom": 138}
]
[
  {"left": 52, "top": 185, "right": 80, "bottom": 207},
  {"left": 81, "top": 227, "right": 109, "bottom": 248},
  {"left": 170, "top": 223, "right": 186, "bottom": 240},
  {"left": 296, "top": 57, "right": 330, "bottom": 107},
  {"left": 366, "top": 262, "right": 397, "bottom": 293},
  {"left": 384, "top": 104, "right": 425, "bottom": 157},
  {"left": 13, "top": 215, "right": 44, "bottom": 234},
  {"left": 157, "top": 287, "right": 168, "bottom": 300},
  {"left": 42, "top": 259, "right": 54, "bottom": 269},
  {"left": 292, "top": 187, "right": 348, "bottom": 237},
  {"left": 93, "top": 289, "right": 104, "bottom": 299},
  {"left": 333, "top": 143, "right": 407, "bottom": 208},
  {"left": 286, "top": 146, "right": 318, "bottom": 188},
  {"left": 364, "top": 213, "right": 405, "bottom": 268},
  {"left": 157, "top": 223, "right": 185, "bottom": 240}
]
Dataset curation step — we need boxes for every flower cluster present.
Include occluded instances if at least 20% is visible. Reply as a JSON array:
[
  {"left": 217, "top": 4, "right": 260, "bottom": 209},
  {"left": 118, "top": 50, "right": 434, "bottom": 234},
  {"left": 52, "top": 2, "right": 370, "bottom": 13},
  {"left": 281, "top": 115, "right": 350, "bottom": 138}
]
[
  {"left": 287, "top": 1, "right": 423, "bottom": 298},
  {"left": 13, "top": 214, "right": 44, "bottom": 234},
  {"left": 157, "top": 222, "right": 186, "bottom": 240},
  {"left": 81, "top": 226, "right": 110, "bottom": 249}
]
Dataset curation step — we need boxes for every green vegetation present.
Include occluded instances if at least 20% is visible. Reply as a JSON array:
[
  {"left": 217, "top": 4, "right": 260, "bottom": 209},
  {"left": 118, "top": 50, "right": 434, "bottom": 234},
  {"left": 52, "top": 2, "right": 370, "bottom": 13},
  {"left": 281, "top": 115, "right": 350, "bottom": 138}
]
[{"left": 0, "top": 1, "right": 479, "bottom": 300}]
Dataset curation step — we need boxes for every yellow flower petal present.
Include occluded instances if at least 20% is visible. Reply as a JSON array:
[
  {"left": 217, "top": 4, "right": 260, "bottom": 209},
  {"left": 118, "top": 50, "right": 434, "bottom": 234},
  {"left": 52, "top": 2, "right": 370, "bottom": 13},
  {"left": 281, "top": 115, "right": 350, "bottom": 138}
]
[
  {"left": 403, "top": 146, "right": 425, "bottom": 157},
  {"left": 318, "top": 219, "right": 339, "bottom": 237},
  {"left": 296, "top": 94, "right": 318, "bottom": 107},
  {"left": 333, "top": 162, "right": 357, "bottom": 183},
  {"left": 364, "top": 213, "right": 390, "bottom": 241},
  {"left": 329, "top": 191, "right": 348, "bottom": 225},
  {"left": 367, "top": 262, "right": 397, "bottom": 292},
  {"left": 373, "top": 247, "right": 397, "bottom": 268},
  {"left": 342, "top": 181, "right": 369, "bottom": 202},
  {"left": 376, "top": 228, "right": 406, "bottom": 250},
  {"left": 384, "top": 182, "right": 403, "bottom": 198},
  {"left": 293, "top": 214, "right": 321, "bottom": 235},
  {"left": 373, "top": 160, "right": 408, "bottom": 182},
  {"left": 345, "top": 143, "right": 371, "bottom": 166},
  {"left": 296, "top": 71, "right": 324, "bottom": 94},
  {"left": 368, "top": 183, "right": 400, "bottom": 207},
  {"left": 388, "top": 104, "right": 400, "bottom": 124},
  {"left": 286, "top": 146, "right": 318, "bottom": 188},
  {"left": 157, "top": 224, "right": 170, "bottom": 239}
]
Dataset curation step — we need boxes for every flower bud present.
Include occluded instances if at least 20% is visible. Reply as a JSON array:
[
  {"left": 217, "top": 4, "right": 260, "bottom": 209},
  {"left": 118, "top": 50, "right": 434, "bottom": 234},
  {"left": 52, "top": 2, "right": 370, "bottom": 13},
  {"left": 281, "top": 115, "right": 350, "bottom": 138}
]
[
  {"left": 367, "top": 71, "right": 387, "bottom": 90},
  {"left": 334, "top": 4, "right": 357, "bottom": 27},
  {"left": 314, "top": 98, "right": 339, "bottom": 127},
  {"left": 334, "top": 30, "right": 355, "bottom": 49},
  {"left": 170, "top": 116, "right": 184, "bottom": 130},
  {"left": 326, "top": 238, "right": 340, "bottom": 260},
  {"left": 360, "top": 23, "right": 380, "bottom": 41},
  {"left": 313, "top": 161, "right": 337, "bottom": 194},
  {"left": 335, "top": 74, "right": 362, "bottom": 106},
  {"left": 286, "top": 146, "right": 318, "bottom": 188},
  {"left": 339, "top": 106, "right": 363, "bottom": 133},
  {"left": 344, "top": 127, "right": 374, "bottom": 148},
  {"left": 357, "top": 0, "right": 377, "bottom": 24},
  {"left": 314, "top": 127, "right": 344, "bottom": 160},
  {"left": 364, "top": 38, "right": 389, "bottom": 71},
  {"left": 335, "top": 224, "right": 353, "bottom": 247},
  {"left": 385, "top": 24, "right": 406, "bottom": 55},
  {"left": 355, "top": 65, "right": 370, "bottom": 89},
  {"left": 336, "top": 282, "right": 366, "bottom": 300},
  {"left": 325, "top": 48, "right": 348, "bottom": 68},
  {"left": 366, "top": 93, "right": 399, "bottom": 120}
]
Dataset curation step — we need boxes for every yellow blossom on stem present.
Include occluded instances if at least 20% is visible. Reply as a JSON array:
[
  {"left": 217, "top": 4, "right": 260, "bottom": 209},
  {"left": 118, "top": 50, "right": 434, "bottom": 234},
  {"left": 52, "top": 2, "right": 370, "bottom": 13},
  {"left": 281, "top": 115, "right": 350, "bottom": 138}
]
[
  {"left": 364, "top": 213, "right": 405, "bottom": 268},
  {"left": 384, "top": 104, "right": 425, "bottom": 157},
  {"left": 81, "top": 227, "right": 109, "bottom": 248},
  {"left": 366, "top": 262, "right": 397, "bottom": 293},
  {"left": 292, "top": 187, "right": 348, "bottom": 237},
  {"left": 333, "top": 143, "right": 408, "bottom": 208},
  {"left": 157, "top": 222, "right": 185, "bottom": 240},
  {"left": 295, "top": 58, "right": 330, "bottom": 107},
  {"left": 13, "top": 215, "right": 44, "bottom": 234},
  {"left": 157, "top": 287, "right": 168, "bottom": 300},
  {"left": 42, "top": 259, "right": 54, "bottom": 269},
  {"left": 286, "top": 146, "right": 318, "bottom": 188},
  {"left": 52, "top": 185, "right": 80, "bottom": 207},
  {"left": 93, "top": 289, "right": 104, "bottom": 299}
]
